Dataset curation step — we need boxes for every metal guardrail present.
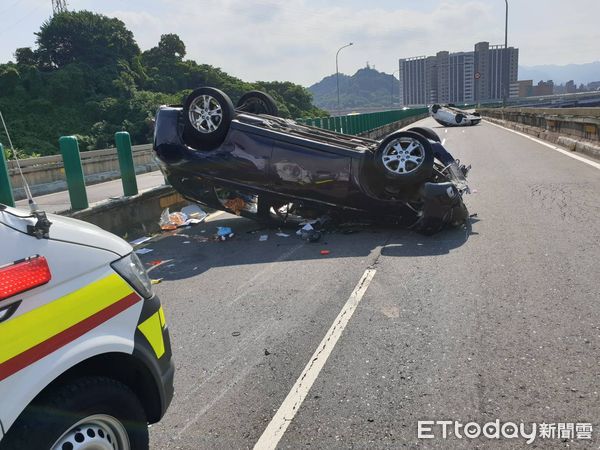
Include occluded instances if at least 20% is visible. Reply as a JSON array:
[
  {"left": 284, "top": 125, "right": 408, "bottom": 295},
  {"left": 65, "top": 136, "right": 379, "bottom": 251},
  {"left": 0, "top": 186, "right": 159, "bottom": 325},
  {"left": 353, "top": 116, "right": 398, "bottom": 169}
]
[{"left": 297, "top": 108, "right": 429, "bottom": 135}]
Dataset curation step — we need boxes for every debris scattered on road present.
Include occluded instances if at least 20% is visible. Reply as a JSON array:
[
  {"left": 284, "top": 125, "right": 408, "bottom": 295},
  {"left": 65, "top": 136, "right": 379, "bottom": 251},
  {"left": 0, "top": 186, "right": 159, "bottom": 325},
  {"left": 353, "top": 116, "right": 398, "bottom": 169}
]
[
  {"left": 216, "top": 227, "right": 235, "bottom": 241},
  {"left": 297, "top": 223, "right": 322, "bottom": 242},
  {"left": 181, "top": 204, "right": 208, "bottom": 221},
  {"left": 151, "top": 278, "right": 163, "bottom": 285},
  {"left": 264, "top": 349, "right": 271, "bottom": 356},
  {"left": 320, "top": 250, "right": 330, "bottom": 255},
  {"left": 134, "top": 248, "right": 153, "bottom": 255},
  {"left": 470, "top": 213, "right": 478, "bottom": 218},
  {"left": 159, "top": 206, "right": 208, "bottom": 230},
  {"left": 231, "top": 331, "right": 241, "bottom": 337},
  {"left": 148, "top": 260, "right": 164, "bottom": 266},
  {"left": 276, "top": 232, "right": 290, "bottom": 238},
  {"left": 182, "top": 241, "right": 191, "bottom": 244},
  {"left": 259, "top": 234, "right": 269, "bottom": 241},
  {"left": 129, "top": 236, "right": 152, "bottom": 246}
]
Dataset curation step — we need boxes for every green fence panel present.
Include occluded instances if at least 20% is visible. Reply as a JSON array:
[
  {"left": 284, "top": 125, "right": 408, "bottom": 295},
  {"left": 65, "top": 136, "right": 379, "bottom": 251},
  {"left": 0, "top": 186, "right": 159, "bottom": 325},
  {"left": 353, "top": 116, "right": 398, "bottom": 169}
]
[
  {"left": 334, "top": 116, "right": 341, "bottom": 133},
  {"left": 0, "top": 143, "right": 15, "bottom": 207},
  {"left": 340, "top": 116, "right": 348, "bottom": 134}
]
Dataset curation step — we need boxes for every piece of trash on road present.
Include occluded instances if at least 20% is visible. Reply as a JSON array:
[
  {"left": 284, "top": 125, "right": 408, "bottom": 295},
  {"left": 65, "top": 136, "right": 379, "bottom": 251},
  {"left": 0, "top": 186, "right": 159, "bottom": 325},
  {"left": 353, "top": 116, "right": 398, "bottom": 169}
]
[
  {"left": 134, "top": 248, "right": 153, "bottom": 255},
  {"left": 148, "top": 260, "right": 164, "bottom": 266},
  {"left": 320, "top": 250, "right": 330, "bottom": 255},
  {"left": 264, "top": 349, "right": 271, "bottom": 356},
  {"left": 259, "top": 235, "right": 269, "bottom": 241},
  {"left": 276, "top": 232, "right": 290, "bottom": 238},
  {"left": 182, "top": 241, "right": 191, "bottom": 244},
  {"left": 231, "top": 331, "right": 241, "bottom": 337},
  {"left": 151, "top": 278, "right": 163, "bottom": 285},
  {"left": 297, "top": 223, "right": 314, "bottom": 235},
  {"left": 160, "top": 206, "right": 208, "bottom": 230},
  {"left": 129, "top": 236, "right": 152, "bottom": 246},
  {"left": 181, "top": 204, "right": 208, "bottom": 221},
  {"left": 216, "top": 227, "right": 235, "bottom": 241}
]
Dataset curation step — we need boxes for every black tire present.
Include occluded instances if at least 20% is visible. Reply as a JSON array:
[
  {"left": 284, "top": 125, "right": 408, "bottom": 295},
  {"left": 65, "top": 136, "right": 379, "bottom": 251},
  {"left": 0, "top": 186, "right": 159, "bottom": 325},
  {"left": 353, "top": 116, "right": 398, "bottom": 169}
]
[
  {"left": 183, "top": 86, "right": 234, "bottom": 150},
  {"left": 406, "top": 126, "right": 441, "bottom": 143},
  {"left": 455, "top": 113, "right": 465, "bottom": 124},
  {"left": 375, "top": 131, "right": 433, "bottom": 184},
  {"left": 431, "top": 104, "right": 441, "bottom": 113},
  {"left": 2, "top": 377, "right": 148, "bottom": 450},
  {"left": 236, "top": 90, "right": 279, "bottom": 116}
]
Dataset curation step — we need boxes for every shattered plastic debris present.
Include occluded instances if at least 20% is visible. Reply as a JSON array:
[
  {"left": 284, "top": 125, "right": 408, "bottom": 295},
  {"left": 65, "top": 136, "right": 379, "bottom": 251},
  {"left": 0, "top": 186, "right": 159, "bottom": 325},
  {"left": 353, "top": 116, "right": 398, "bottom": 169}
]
[
  {"left": 320, "top": 250, "right": 331, "bottom": 255},
  {"left": 151, "top": 278, "right": 163, "bottom": 285},
  {"left": 148, "top": 260, "right": 164, "bottom": 266},
  {"left": 224, "top": 197, "right": 246, "bottom": 215},
  {"left": 231, "top": 331, "right": 241, "bottom": 337},
  {"left": 259, "top": 235, "right": 269, "bottom": 241},
  {"left": 134, "top": 248, "right": 153, "bottom": 255},
  {"left": 276, "top": 232, "right": 290, "bottom": 238}
]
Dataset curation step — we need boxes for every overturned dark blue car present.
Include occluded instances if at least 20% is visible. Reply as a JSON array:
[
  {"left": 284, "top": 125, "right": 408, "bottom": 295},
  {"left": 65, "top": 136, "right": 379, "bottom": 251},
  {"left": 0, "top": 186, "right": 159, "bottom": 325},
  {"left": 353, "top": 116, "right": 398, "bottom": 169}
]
[{"left": 153, "top": 87, "right": 471, "bottom": 235}]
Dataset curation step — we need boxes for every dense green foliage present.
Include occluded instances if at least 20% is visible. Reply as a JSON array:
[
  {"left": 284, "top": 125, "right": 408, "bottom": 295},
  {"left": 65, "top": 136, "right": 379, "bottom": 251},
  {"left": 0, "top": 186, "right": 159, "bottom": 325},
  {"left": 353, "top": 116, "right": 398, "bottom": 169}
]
[
  {"left": 309, "top": 66, "right": 400, "bottom": 111},
  {"left": 0, "top": 11, "right": 326, "bottom": 157}
]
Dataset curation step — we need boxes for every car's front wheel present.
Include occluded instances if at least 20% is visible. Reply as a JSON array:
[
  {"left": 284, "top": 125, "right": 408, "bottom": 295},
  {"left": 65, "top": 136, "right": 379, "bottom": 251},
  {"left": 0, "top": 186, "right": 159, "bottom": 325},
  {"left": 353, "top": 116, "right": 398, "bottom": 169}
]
[
  {"left": 375, "top": 131, "right": 433, "bottom": 184},
  {"left": 455, "top": 113, "right": 465, "bottom": 124},
  {"left": 2, "top": 377, "right": 148, "bottom": 450},
  {"left": 183, "top": 86, "right": 235, "bottom": 150}
]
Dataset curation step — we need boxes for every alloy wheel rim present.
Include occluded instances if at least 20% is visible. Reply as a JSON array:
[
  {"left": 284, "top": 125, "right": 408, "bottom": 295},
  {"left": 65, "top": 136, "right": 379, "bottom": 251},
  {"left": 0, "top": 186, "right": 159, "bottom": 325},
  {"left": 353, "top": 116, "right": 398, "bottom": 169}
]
[
  {"left": 51, "top": 414, "right": 130, "bottom": 450},
  {"left": 189, "top": 94, "right": 223, "bottom": 133},
  {"left": 381, "top": 137, "right": 425, "bottom": 174}
]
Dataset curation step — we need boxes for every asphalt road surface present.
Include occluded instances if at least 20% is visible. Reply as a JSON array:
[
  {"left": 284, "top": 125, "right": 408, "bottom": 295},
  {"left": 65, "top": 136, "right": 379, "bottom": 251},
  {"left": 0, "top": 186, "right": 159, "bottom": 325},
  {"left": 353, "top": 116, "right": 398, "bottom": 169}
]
[{"left": 140, "top": 118, "right": 600, "bottom": 449}]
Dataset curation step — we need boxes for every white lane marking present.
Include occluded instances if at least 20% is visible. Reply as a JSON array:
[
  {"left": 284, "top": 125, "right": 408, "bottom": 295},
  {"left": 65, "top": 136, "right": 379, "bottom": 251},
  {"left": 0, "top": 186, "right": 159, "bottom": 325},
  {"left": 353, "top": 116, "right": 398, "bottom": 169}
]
[
  {"left": 485, "top": 120, "right": 600, "bottom": 171},
  {"left": 254, "top": 268, "right": 377, "bottom": 450}
]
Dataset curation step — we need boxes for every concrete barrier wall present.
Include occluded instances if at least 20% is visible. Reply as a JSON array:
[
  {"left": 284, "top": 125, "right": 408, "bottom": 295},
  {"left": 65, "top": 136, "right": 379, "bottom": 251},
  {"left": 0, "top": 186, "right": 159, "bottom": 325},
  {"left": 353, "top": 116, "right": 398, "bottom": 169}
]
[
  {"left": 9, "top": 144, "right": 158, "bottom": 200},
  {"left": 479, "top": 108, "right": 600, "bottom": 160}
]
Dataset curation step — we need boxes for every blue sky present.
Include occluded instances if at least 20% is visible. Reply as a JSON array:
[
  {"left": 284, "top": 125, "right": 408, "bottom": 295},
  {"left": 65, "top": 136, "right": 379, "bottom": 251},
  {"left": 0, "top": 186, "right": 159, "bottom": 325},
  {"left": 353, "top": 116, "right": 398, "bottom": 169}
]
[{"left": 1, "top": 0, "right": 599, "bottom": 86}]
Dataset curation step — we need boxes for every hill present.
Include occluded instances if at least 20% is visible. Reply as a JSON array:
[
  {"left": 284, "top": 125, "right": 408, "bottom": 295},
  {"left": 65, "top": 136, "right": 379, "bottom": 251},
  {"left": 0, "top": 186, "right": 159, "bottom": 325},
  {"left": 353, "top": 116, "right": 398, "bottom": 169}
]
[
  {"left": 309, "top": 66, "right": 398, "bottom": 111},
  {"left": 519, "top": 61, "right": 600, "bottom": 85},
  {"left": 0, "top": 11, "right": 327, "bottom": 157}
]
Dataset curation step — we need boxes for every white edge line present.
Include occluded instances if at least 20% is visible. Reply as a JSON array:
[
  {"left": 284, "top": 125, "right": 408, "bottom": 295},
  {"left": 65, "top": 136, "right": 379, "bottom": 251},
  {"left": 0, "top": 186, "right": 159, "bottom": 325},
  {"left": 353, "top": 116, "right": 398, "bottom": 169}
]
[
  {"left": 484, "top": 120, "right": 600, "bottom": 171},
  {"left": 253, "top": 268, "right": 377, "bottom": 450}
]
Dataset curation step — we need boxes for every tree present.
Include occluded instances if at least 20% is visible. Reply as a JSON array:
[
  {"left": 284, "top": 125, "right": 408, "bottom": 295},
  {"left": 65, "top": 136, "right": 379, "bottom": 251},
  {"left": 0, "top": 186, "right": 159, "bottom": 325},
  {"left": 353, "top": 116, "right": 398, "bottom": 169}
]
[
  {"left": 15, "top": 47, "right": 37, "bottom": 66},
  {"left": 35, "top": 11, "right": 140, "bottom": 69}
]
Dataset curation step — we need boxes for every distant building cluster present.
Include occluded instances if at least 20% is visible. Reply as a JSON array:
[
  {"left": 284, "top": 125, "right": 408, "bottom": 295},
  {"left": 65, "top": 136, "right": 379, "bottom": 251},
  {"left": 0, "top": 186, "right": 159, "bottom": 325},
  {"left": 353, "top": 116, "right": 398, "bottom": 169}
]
[{"left": 398, "top": 41, "right": 518, "bottom": 105}]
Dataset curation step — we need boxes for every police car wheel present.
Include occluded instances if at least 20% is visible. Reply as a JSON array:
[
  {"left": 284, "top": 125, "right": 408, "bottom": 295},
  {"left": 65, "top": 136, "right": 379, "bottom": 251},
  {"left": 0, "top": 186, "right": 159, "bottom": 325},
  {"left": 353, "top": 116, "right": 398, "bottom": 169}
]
[{"left": 2, "top": 377, "right": 148, "bottom": 450}]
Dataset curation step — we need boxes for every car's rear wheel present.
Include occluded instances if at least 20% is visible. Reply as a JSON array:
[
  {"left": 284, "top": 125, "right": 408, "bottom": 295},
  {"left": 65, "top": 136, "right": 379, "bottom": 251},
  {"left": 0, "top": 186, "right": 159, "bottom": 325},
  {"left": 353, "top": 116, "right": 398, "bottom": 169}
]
[
  {"left": 406, "top": 126, "right": 441, "bottom": 143},
  {"left": 2, "top": 377, "right": 148, "bottom": 450},
  {"left": 236, "top": 90, "right": 279, "bottom": 116},
  {"left": 455, "top": 113, "right": 465, "bottom": 124},
  {"left": 431, "top": 104, "right": 441, "bottom": 113},
  {"left": 183, "top": 87, "right": 234, "bottom": 150},
  {"left": 375, "top": 131, "right": 433, "bottom": 184}
]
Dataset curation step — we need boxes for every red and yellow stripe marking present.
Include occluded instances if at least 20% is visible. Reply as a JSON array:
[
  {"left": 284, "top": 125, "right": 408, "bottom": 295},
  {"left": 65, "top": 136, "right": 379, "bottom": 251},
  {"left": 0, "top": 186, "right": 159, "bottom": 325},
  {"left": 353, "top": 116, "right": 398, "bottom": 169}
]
[{"left": 0, "top": 274, "right": 141, "bottom": 382}]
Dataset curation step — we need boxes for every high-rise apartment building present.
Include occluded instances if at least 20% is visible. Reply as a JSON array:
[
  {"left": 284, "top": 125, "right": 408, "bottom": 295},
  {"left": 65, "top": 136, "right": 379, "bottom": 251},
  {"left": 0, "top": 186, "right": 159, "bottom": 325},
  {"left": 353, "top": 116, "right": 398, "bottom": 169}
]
[{"left": 399, "top": 41, "right": 518, "bottom": 105}]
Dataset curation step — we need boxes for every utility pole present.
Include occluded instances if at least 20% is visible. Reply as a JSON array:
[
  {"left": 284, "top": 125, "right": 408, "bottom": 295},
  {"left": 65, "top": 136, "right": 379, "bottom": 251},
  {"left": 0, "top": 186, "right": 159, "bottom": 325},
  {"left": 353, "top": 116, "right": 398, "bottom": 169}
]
[
  {"left": 336, "top": 42, "right": 353, "bottom": 113},
  {"left": 52, "top": 0, "right": 68, "bottom": 15},
  {"left": 503, "top": 0, "right": 509, "bottom": 106}
]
